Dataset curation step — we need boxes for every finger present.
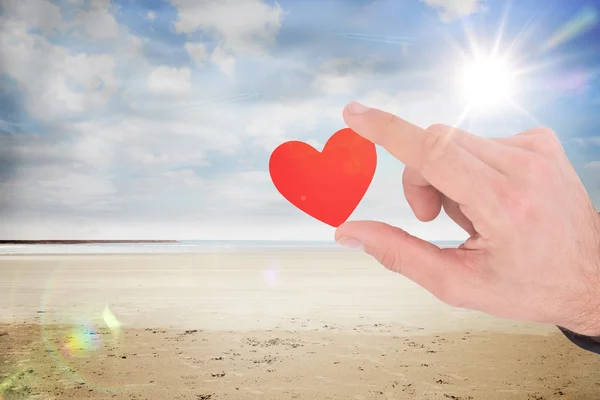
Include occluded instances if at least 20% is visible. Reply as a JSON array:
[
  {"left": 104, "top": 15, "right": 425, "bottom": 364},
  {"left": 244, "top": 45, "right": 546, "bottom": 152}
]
[
  {"left": 335, "top": 220, "right": 478, "bottom": 308},
  {"left": 492, "top": 127, "right": 566, "bottom": 159},
  {"left": 442, "top": 196, "right": 477, "bottom": 236},
  {"left": 402, "top": 167, "right": 441, "bottom": 222},
  {"left": 403, "top": 166, "right": 476, "bottom": 235},
  {"left": 426, "top": 124, "right": 532, "bottom": 175},
  {"left": 343, "top": 102, "right": 507, "bottom": 212}
]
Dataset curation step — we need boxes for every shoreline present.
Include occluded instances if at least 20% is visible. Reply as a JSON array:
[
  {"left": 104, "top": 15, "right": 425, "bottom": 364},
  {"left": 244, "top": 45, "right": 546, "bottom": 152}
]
[
  {"left": 0, "top": 249, "right": 363, "bottom": 257},
  {"left": 0, "top": 240, "right": 178, "bottom": 244}
]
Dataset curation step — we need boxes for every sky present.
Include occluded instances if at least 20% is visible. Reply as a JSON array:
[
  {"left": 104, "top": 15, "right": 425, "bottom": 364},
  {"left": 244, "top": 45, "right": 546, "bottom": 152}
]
[{"left": 0, "top": 0, "right": 599, "bottom": 240}]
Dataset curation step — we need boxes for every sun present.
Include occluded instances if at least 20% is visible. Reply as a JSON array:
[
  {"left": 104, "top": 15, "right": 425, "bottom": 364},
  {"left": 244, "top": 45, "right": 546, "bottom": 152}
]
[{"left": 460, "top": 55, "right": 516, "bottom": 108}]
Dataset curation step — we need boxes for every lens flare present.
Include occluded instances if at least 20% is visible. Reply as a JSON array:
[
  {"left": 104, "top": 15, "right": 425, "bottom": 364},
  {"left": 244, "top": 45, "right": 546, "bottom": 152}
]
[
  {"left": 543, "top": 6, "right": 599, "bottom": 51},
  {"left": 0, "top": 370, "right": 27, "bottom": 398},
  {"left": 263, "top": 259, "right": 281, "bottom": 287},
  {"left": 39, "top": 271, "right": 127, "bottom": 395},
  {"left": 61, "top": 322, "right": 102, "bottom": 356},
  {"left": 103, "top": 304, "right": 121, "bottom": 337}
]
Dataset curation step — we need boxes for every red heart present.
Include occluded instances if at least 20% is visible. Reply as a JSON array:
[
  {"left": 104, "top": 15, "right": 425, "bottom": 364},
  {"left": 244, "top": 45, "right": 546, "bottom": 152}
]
[{"left": 269, "top": 128, "right": 377, "bottom": 227}]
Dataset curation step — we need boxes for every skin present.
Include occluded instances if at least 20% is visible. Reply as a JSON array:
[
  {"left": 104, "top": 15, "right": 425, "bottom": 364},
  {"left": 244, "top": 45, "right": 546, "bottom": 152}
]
[{"left": 335, "top": 101, "right": 600, "bottom": 336}]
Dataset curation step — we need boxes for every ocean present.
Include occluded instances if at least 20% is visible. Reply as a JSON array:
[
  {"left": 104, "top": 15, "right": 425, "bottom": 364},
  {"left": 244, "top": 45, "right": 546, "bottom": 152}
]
[{"left": 0, "top": 240, "right": 464, "bottom": 255}]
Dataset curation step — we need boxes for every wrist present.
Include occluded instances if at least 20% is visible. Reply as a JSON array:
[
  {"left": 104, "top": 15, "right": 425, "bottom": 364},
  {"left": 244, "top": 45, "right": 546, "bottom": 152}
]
[
  {"left": 560, "top": 308, "right": 600, "bottom": 338},
  {"left": 560, "top": 211, "right": 600, "bottom": 337}
]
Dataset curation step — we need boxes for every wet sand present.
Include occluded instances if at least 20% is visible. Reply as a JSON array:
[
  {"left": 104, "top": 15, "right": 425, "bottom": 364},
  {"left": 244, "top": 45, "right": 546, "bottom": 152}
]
[{"left": 1, "top": 253, "right": 600, "bottom": 399}]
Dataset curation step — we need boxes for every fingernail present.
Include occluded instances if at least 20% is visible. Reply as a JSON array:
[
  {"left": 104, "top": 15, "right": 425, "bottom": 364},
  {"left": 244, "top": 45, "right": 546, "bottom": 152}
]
[
  {"left": 346, "top": 101, "right": 370, "bottom": 115},
  {"left": 336, "top": 236, "right": 364, "bottom": 250}
]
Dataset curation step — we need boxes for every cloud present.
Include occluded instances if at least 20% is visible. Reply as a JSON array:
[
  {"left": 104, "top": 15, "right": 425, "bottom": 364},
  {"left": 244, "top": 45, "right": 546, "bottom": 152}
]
[
  {"left": 172, "top": 0, "right": 283, "bottom": 54},
  {"left": 564, "top": 136, "right": 600, "bottom": 147},
  {"left": 0, "top": 26, "right": 118, "bottom": 120},
  {"left": 185, "top": 42, "right": 208, "bottom": 66},
  {"left": 75, "top": 1, "right": 120, "bottom": 40},
  {"left": 209, "top": 46, "right": 236, "bottom": 77},
  {"left": 585, "top": 161, "right": 600, "bottom": 169},
  {"left": 311, "top": 58, "right": 372, "bottom": 95},
  {"left": 147, "top": 66, "right": 193, "bottom": 95},
  {"left": 0, "top": 0, "right": 140, "bottom": 123},
  {"left": 422, "top": 0, "right": 486, "bottom": 22},
  {"left": 175, "top": 0, "right": 283, "bottom": 77},
  {"left": 0, "top": 0, "right": 64, "bottom": 34},
  {"left": 1, "top": 0, "right": 595, "bottom": 240}
]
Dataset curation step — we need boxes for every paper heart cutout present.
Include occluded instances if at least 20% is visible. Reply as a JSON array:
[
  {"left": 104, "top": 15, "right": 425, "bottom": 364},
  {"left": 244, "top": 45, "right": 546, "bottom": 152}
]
[{"left": 269, "top": 127, "right": 377, "bottom": 227}]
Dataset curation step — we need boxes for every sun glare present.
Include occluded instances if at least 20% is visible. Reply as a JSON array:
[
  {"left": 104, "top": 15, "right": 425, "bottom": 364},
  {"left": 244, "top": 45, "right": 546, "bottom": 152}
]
[{"left": 461, "top": 56, "right": 515, "bottom": 108}]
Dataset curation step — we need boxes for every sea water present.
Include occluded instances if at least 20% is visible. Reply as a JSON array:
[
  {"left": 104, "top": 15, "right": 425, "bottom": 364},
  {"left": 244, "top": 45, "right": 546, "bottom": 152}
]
[{"left": 0, "top": 240, "right": 464, "bottom": 254}]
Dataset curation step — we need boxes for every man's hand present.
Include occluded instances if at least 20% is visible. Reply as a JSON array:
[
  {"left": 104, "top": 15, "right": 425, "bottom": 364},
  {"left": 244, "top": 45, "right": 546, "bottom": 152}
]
[{"left": 335, "top": 101, "right": 600, "bottom": 336}]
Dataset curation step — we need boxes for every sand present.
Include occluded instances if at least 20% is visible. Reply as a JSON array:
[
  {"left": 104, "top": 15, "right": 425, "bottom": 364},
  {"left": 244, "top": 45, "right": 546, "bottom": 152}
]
[{"left": 2, "top": 252, "right": 600, "bottom": 399}]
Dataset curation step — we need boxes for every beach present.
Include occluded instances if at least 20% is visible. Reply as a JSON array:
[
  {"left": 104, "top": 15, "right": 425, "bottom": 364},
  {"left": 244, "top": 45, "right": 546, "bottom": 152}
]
[{"left": 2, "top": 252, "right": 600, "bottom": 399}]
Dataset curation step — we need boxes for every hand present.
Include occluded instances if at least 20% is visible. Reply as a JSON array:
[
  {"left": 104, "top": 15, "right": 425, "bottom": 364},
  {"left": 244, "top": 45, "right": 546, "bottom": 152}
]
[{"left": 335, "top": 101, "right": 600, "bottom": 336}]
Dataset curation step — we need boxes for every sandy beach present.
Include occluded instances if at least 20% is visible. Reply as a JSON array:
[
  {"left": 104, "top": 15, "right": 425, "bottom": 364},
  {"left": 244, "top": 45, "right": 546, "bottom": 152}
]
[{"left": 2, "top": 252, "right": 600, "bottom": 399}]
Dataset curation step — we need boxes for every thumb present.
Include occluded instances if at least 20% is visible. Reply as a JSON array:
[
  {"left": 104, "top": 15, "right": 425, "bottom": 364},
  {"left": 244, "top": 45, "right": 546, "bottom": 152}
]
[{"left": 335, "top": 220, "right": 473, "bottom": 307}]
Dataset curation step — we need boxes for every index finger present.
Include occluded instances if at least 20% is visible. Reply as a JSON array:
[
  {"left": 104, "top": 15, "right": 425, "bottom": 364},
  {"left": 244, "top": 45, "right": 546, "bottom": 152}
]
[
  {"left": 344, "top": 104, "right": 429, "bottom": 168},
  {"left": 343, "top": 102, "right": 507, "bottom": 211}
]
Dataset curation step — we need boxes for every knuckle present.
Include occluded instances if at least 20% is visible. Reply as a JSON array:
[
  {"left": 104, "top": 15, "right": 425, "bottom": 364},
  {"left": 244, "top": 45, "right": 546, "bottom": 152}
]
[
  {"left": 422, "top": 130, "right": 448, "bottom": 167},
  {"left": 426, "top": 124, "right": 452, "bottom": 134},
  {"left": 372, "top": 246, "right": 400, "bottom": 272},
  {"left": 492, "top": 180, "right": 533, "bottom": 221},
  {"left": 531, "top": 126, "right": 557, "bottom": 138},
  {"left": 518, "top": 126, "right": 555, "bottom": 137},
  {"left": 531, "top": 132, "right": 563, "bottom": 156},
  {"left": 521, "top": 127, "right": 563, "bottom": 156},
  {"left": 380, "top": 113, "right": 401, "bottom": 146},
  {"left": 502, "top": 187, "right": 537, "bottom": 222},
  {"left": 516, "top": 153, "right": 553, "bottom": 180}
]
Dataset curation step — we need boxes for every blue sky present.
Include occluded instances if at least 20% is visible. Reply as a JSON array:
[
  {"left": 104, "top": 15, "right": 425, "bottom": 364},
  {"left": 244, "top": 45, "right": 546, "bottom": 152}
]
[{"left": 0, "top": 0, "right": 599, "bottom": 240}]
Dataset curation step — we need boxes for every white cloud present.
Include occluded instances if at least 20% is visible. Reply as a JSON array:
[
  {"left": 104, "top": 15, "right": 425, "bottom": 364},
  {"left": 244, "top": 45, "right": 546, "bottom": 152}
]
[
  {"left": 565, "top": 136, "right": 600, "bottom": 146},
  {"left": 25, "top": 171, "right": 117, "bottom": 210},
  {"left": 76, "top": 3, "right": 120, "bottom": 40},
  {"left": 4, "top": 0, "right": 587, "bottom": 241},
  {"left": 585, "top": 161, "right": 600, "bottom": 169},
  {"left": 311, "top": 58, "right": 367, "bottom": 94},
  {"left": 185, "top": 42, "right": 208, "bottom": 66},
  {"left": 0, "top": 0, "right": 145, "bottom": 124},
  {"left": 1, "top": 131, "right": 118, "bottom": 215},
  {"left": 0, "top": 20, "right": 118, "bottom": 120},
  {"left": 171, "top": 0, "right": 283, "bottom": 54},
  {"left": 209, "top": 46, "right": 236, "bottom": 77},
  {"left": 2, "top": 0, "right": 120, "bottom": 40},
  {"left": 147, "top": 66, "right": 192, "bottom": 95},
  {"left": 0, "top": 0, "right": 64, "bottom": 34},
  {"left": 172, "top": 0, "right": 283, "bottom": 77},
  {"left": 147, "top": 11, "right": 157, "bottom": 20},
  {"left": 422, "top": 0, "right": 486, "bottom": 22}
]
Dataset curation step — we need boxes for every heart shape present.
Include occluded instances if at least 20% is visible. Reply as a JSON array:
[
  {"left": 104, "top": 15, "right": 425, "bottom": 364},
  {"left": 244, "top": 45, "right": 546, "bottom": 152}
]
[{"left": 269, "top": 127, "right": 377, "bottom": 227}]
